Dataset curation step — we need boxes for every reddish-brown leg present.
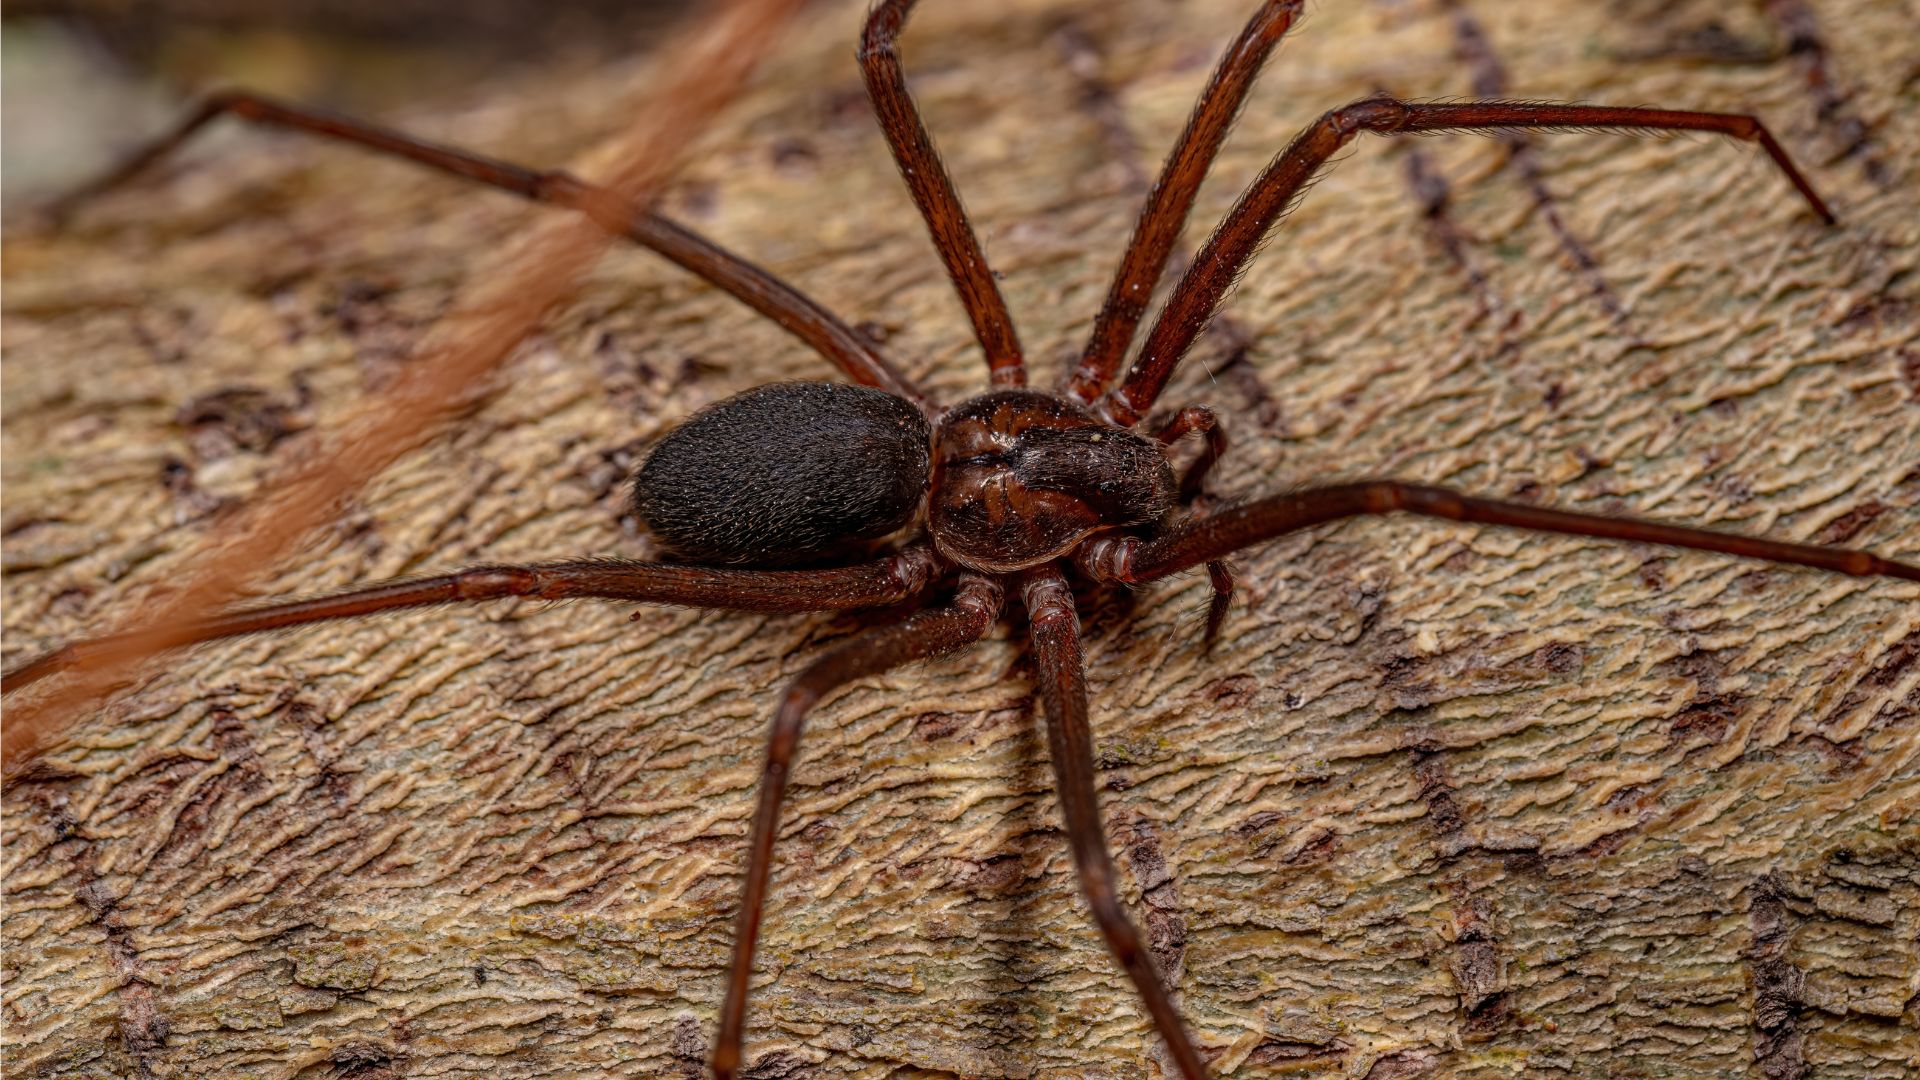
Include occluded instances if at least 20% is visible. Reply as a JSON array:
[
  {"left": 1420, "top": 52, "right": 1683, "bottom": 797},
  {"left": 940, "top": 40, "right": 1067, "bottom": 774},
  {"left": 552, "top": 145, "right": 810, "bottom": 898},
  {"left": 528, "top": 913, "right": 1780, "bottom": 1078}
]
[
  {"left": 1, "top": 547, "right": 942, "bottom": 694},
  {"left": 1153, "top": 405, "right": 1229, "bottom": 502},
  {"left": 859, "top": 0, "right": 1026, "bottom": 387},
  {"left": 1061, "top": 0, "right": 1305, "bottom": 404},
  {"left": 1022, "top": 567, "right": 1211, "bottom": 1080},
  {"left": 1153, "top": 406, "right": 1234, "bottom": 641},
  {"left": 1442, "top": 1, "right": 1630, "bottom": 325},
  {"left": 1074, "top": 481, "right": 1920, "bottom": 586},
  {"left": 1097, "top": 98, "right": 1838, "bottom": 426},
  {"left": 711, "top": 572, "right": 1003, "bottom": 1079},
  {"left": 45, "top": 92, "right": 925, "bottom": 406}
]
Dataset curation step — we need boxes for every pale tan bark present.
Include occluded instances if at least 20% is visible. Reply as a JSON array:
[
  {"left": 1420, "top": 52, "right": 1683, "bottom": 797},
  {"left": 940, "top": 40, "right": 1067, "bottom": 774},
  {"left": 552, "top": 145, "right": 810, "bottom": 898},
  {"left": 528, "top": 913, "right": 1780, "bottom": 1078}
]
[{"left": 3, "top": 1, "right": 1916, "bottom": 1077}]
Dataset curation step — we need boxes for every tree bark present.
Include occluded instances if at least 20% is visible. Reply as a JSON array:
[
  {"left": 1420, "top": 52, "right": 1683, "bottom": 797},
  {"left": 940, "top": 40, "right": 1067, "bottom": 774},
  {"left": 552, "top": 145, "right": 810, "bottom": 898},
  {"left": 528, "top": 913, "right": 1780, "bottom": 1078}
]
[{"left": 4, "top": 0, "right": 1915, "bottom": 1077}]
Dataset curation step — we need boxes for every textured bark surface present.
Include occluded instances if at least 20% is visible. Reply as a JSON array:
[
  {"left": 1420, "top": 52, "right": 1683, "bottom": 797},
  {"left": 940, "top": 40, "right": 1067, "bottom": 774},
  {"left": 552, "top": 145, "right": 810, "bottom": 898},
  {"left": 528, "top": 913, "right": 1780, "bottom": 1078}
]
[{"left": 3, "top": 0, "right": 1917, "bottom": 1077}]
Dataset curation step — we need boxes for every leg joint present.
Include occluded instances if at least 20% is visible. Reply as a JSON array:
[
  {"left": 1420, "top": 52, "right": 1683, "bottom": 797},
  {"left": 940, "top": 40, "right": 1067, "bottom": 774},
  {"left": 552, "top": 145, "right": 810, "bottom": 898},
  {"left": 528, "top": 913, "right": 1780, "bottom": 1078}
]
[{"left": 1333, "top": 95, "right": 1412, "bottom": 135}]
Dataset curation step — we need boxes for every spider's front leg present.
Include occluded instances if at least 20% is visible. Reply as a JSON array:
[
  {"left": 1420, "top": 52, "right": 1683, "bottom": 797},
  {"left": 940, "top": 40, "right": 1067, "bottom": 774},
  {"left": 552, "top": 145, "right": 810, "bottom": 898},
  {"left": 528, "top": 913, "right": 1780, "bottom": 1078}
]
[
  {"left": 1022, "top": 567, "right": 1212, "bottom": 1080},
  {"left": 1154, "top": 405, "right": 1235, "bottom": 642},
  {"left": 44, "top": 91, "right": 925, "bottom": 405},
  {"left": 1073, "top": 481, "right": 1920, "bottom": 587},
  {"left": 1098, "top": 97, "right": 1837, "bottom": 427},
  {"left": 712, "top": 572, "right": 1003, "bottom": 1079}
]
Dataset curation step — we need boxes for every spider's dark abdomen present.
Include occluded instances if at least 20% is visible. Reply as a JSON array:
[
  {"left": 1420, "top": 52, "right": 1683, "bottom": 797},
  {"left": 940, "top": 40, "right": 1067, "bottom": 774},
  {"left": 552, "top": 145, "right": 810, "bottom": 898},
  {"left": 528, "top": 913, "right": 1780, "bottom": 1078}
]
[{"left": 631, "top": 382, "right": 931, "bottom": 566}]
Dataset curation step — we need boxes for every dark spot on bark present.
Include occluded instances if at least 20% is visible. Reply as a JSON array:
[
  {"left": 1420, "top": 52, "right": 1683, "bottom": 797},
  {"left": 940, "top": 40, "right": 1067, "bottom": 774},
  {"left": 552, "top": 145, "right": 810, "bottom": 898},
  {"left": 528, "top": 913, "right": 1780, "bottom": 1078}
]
[
  {"left": 740, "top": 1049, "right": 818, "bottom": 1079},
  {"left": 1535, "top": 641, "right": 1583, "bottom": 675},
  {"left": 1381, "top": 653, "right": 1439, "bottom": 711},
  {"left": 1235, "top": 810, "right": 1284, "bottom": 837},
  {"left": 1461, "top": 990, "right": 1511, "bottom": 1037},
  {"left": 328, "top": 1042, "right": 402, "bottom": 1079},
  {"left": 1414, "top": 752, "right": 1480, "bottom": 860},
  {"left": 852, "top": 319, "right": 894, "bottom": 346},
  {"left": 1818, "top": 500, "right": 1885, "bottom": 544},
  {"left": 958, "top": 853, "right": 1026, "bottom": 897},
  {"left": 1857, "top": 631, "right": 1918, "bottom": 690},
  {"left": 1210, "top": 329, "right": 1285, "bottom": 431},
  {"left": 1123, "top": 816, "right": 1188, "bottom": 981},
  {"left": 1746, "top": 874, "right": 1808, "bottom": 1079},
  {"left": 913, "top": 711, "right": 966, "bottom": 740},
  {"left": 1714, "top": 472, "right": 1753, "bottom": 504},
  {"left": 159, "top": 456, "right": 232, "bottom": 518},
  {"left": 1638, "top": 556, "right": 1670, "bottom": 590},
  {"left": 1765, "top": 0, "right": 1889, "bottom": 184},
  {"left": 579, "top": 436, "right": 653, "bottom": 502},
  {"left": 768, "top": 136, "right": 819, "bottom": 176},
  {"left": 1203, "top": 673, "right": 1258, "bottom": 709},
  {"left": 1836, "top": 295, "right": 1913, "bottom": 332},
  {"left": 1249, "top": 1040, "right": 1348, "bottom": 1066},
  {"left": 1611, "top": 18, "right": 1778, "bottom": 64},
  {"left": 673, "top": 180, "right": 719, "bottom": 220},
  {"left": 117, "top": 984, "right": 171, "bottom": 1066},
  {"left": 1364, "top": 1048, "right": 1442, "bottom": 1079},
  {"left": 1900, "top": 348, "right": 1920, "bottom": 400},
  {"left": 1578, "top": 828, "right": 1635, "bottom": 859},
  {"left": 1671, "top": 692, "right": 1747, "bottom": 744},
  {"left": 671, "top": 1014, "right": 706, "bottom": 1078},
  {"left": 1503, "top": 850, "right": 1546, "bottom": 875},
  {"left": 77, "top": 878, "right": 118, "bottom": 919},
  {"left": 1447, "top": 889, "right": 1508, "bottom": 1024},
  {"left": 1287, "top": 826, "right": 1339, "bottom": 864},
  {"left": 1660, "top": 648, "right": 1726, "bottom": 689},
  {"left": 175, "top": 381, "right": 312, "bottom": 461}
]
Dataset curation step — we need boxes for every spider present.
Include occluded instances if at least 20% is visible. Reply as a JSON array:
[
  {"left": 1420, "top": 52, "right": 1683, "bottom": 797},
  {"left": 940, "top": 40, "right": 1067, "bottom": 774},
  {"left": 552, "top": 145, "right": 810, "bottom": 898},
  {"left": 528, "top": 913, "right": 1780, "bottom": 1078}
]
[{"left": 5, "top": 0, "right": 1916, "bottom": 1075}]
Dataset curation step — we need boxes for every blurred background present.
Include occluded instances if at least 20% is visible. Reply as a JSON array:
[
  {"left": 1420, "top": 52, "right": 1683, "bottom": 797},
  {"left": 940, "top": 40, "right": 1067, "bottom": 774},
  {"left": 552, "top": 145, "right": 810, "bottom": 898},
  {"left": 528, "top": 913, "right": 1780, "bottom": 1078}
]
[{"left": 3, "top": 0, "right": 699, "bottom": 203}]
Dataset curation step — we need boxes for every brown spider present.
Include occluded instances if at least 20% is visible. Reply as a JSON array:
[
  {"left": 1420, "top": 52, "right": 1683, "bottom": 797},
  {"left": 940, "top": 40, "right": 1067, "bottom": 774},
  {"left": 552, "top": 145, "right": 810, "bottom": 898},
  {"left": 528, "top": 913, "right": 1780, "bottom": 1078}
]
[{"left": 5, "top": 0, "right": 1916, "bottom": 1075}]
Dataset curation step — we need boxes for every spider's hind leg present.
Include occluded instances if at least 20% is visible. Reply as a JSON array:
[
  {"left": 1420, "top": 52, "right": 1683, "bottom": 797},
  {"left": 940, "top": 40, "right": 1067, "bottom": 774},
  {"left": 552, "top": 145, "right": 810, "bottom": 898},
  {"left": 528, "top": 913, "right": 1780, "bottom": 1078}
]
[
  {"left": 711, "top": 572, "right": 1003, "bottom": 1078},
  {"left": 46, "top": 90, "right": 925, "bottom": 403}
]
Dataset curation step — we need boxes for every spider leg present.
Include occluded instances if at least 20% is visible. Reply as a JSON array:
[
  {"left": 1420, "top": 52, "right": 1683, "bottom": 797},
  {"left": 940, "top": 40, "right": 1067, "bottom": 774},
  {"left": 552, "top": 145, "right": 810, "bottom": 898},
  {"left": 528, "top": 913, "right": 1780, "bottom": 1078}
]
[
  {"left": 860, "top": 0, "right": 1026, "bottom": 388},
  {"left": 1154, "top": 405, "right": 1229, "bottom": 502},
  {"left": 1096, "top": 97, "right": 1838, "bottom": 426},
  {"left": 0, "top": 547, "right": 942, "bottom": 695},
  {"left": 1062, "top": 0, "right": 1305, "bottom": 405},
  {"left": 1153, "top": 405, "right": 1235, "bottom": 642},
  {"left": 1022, "top": 567, "right": 1211, "bottom": 1080},
  {"left": 712, "top": 572, "right": 1003, "bottom": 1079},
  {"left": 1072, "top": 481, "right": 1920, "bottom": 586},
  {"left": 45, "top": 92, "right": 925, "bottom": 406}
]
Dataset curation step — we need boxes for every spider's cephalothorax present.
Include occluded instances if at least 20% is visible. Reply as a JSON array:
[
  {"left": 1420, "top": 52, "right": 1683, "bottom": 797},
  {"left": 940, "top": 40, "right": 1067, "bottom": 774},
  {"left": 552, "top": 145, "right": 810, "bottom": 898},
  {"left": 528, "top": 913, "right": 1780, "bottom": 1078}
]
[
  {"left": 930, "top": 390, "right": 1175, "bottom": 572},
  {"left": 11, "top": 1, "right": 1915, "bottom": 1078}
]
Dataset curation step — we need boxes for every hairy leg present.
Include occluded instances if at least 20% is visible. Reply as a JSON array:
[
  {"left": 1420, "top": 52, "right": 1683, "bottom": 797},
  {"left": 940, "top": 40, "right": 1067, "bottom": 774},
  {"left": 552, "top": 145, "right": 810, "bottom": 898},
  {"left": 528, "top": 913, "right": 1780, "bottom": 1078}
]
[
  {"left": 1022, "top": 567, "right": 1211, "bottom": 1079},
  {"left": 1073, "top": 482, "right": 1919, "bottom": 585},
  {"left": 46, "top": 92, "right": 925, "bottom": 405},
  {"left": 1154, "top": 405, "right": 1234, "bottom": 641},
  {"left": 859, "top": 0, "right": 1026, "bottom": 387},
  {"left": 1098, "top": 97, "right": 1836, "bottom": 426},
  {"left": 2, "top": 547, "right": 942, "bottom": 694},
  {"left": 1062, "top": 0, "right": 1305, "bottom": 404},
  {"left": 711, "top": 572, "right": 1003, "bottom": 1078}
]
